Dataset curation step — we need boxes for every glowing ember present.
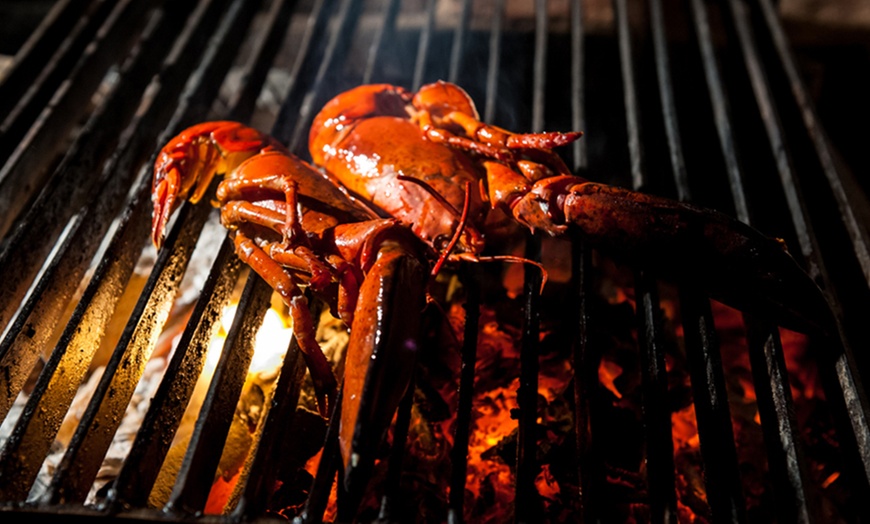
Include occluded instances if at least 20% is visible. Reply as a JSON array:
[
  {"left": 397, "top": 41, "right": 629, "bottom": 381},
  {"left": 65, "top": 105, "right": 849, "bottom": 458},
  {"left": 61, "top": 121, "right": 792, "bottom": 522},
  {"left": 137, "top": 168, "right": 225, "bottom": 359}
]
[
  {"left": 534, "top": 464, "right": 560, "bottom": 505},
  {"left": 598, "top": 359, "right": 624, "bottom": 399}
]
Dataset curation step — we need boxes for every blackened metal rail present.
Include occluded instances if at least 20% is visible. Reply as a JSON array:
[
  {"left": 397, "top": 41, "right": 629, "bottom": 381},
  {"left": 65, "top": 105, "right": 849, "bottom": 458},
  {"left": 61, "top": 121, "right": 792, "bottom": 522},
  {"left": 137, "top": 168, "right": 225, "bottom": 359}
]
[
  {"left": 0, "top": 0, "right": 159, "bottom": 237},
  {"left": 0, "top": 0, "right": 287, "bottom": 511},
  {"left": 0, "top": 0, "right": 96, "bottom": 122},
  {"left": 613, "top": 1, "right": 679, "bottom": 522}
]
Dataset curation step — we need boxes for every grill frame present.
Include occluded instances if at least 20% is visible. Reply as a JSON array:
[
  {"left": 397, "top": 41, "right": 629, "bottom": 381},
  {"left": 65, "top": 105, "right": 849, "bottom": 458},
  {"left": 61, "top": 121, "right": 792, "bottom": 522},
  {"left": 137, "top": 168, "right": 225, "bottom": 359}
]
[{"left": 0, "top": 0, "right": 867, "bottom": 522}]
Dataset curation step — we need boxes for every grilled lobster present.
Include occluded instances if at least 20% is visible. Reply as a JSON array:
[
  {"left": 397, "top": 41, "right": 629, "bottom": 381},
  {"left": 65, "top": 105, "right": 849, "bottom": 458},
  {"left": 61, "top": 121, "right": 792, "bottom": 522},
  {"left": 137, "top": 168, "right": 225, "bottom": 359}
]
[
  {"left": 308, "top": 81, "right": 834, "bottom": 488},
  {"left": 309, "top": 81, "right": 832, "bottom": 336},
  {"left": 151, "top": 122, "right": 428, "bottom": 420}
]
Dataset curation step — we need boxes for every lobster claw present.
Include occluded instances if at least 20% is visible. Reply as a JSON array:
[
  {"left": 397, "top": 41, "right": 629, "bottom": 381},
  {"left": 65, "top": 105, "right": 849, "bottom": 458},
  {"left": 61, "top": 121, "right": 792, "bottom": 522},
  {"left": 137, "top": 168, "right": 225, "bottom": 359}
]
[
  {"left": 340, "top": 244, "right": 427, "bottom": 499},
  {"left": 152, "top": 153, "right": 190, "bottom": 249}
]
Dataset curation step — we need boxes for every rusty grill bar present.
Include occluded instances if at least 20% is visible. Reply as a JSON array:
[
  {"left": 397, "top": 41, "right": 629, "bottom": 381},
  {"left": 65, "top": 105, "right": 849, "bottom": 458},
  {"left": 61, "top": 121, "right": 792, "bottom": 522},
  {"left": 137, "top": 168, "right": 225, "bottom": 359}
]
[{"left": 0, "top": 0, "right": 869, "bottom": 522}]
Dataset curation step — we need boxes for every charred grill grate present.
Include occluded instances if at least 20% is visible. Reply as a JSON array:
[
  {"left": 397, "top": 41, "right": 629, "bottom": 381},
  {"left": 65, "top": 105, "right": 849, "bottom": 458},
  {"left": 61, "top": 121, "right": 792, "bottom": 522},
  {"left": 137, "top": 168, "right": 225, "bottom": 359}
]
[{"left": 0, "top": 0, "right": 868, "bottom": 522}]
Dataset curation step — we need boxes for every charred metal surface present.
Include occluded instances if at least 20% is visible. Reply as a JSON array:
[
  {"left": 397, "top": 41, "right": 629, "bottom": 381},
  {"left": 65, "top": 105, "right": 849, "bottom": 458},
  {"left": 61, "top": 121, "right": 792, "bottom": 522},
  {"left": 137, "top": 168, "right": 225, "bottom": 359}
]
[
  {"left": 40, "top": 0, "right": 267, "bottom": 507},
  {"left": 515, "top": 5, "right": 549, "bottom": 519},
  {"left": 0, "top": 0, "right": 264, "bottom": 500},
  {"left": 614, "top": 1, "right": 678, "bottom": 520},
  {"left": 361, "top": 0, "right": 399, "bottom": 85},
  {"left": 231, "top": 297, "right": 313, "bottom": 520},
  {"left": 516, "top": 234, "right": 542, "bottom": 524},
  {"left": 0, "top": 0, "right": 158, "bottom": 234},
  {"left": 570, "top": 0, "right": 586, "bottom": 173},
  {"left": 746, "top": 317, "right": 815, "bottom": 523},
  {"left": 377, "top": 373, "right": 416, "bottom": 522},
  {"left": 0, "top": 0, "right": 112, "bottom": 165},
  {"left": 447, "top": 266, "right": 481, "bottom": 524},
  {"left": 0, "top": 0, "right": 96, "bottom": 121},
  {"left": 0, "top": 0, "right": 211, "bottom": 335},
  {"left": 286, "top": 0, "right": 363, "bottom": 153},
  {"left": 108, "top": 237, "right": 242, "bottom": 509},
  {"left": 483, "top": 0, "right": 504, "bottom": 124},
  {"left": 635, "top": 269, "right": 678, "bottom": 524},
  {"left": 43, "top": 194, "right": 213, "bottom": 505},
  {"left": 727, "top": 0, "right": 870, "bottom": 499},
  {"left": 570, "top": 239, "right": 595, "bottom": 523},
  {"left": 681, "top": 290, "right": 748, "bottom": 523},
  {"left": 0, "top": 174, "right": 153, "bottom": 502},
  {"left": 296, "top": 388, "right": 343, "bottom": 524},
  {"left": 411, "top": 0, "right": 437, "bottom": 92},
  {"left": 0, "top": 2, "right": 193, "bottom": 419}
]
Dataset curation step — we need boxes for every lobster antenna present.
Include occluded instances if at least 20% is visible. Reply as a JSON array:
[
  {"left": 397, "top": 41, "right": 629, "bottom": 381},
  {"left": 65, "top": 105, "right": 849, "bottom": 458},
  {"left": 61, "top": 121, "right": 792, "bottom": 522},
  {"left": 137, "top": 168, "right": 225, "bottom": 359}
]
[
  {"left": 473, "top": 254, "right": 549, "bottom": 295},
  {"left": 397, "top": 175, "right": 464, "bottom": 219},
  {"left": 431, "top": 181, "right": 473, "bottom": 278}
]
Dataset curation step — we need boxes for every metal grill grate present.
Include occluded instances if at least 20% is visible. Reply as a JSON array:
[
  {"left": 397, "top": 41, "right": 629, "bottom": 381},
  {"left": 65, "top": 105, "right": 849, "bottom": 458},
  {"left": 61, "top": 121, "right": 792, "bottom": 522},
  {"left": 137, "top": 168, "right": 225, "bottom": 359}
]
[{"left": 0, "top": 0, "right": 868, "bottom": 522}]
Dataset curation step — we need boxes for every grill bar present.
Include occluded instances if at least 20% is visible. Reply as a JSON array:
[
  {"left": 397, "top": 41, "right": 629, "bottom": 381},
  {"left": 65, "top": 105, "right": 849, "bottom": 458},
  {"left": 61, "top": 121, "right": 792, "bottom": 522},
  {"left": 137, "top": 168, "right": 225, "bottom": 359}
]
[
  {"left": 38, "top": 0, "right": 265, "bottom": 504},
  {"left": 0, "top": 4, "right": 193, "bottom": 419},
  {"left": 515, "top": 2, "right": 549, "bottom": 520},
  {"left": 0, "top": 0, "right": 234, "bottom": 499},
  {"left": 569, "top": 4, "right": 594, "bottom": 519},
  {"left": 721, "top": 0, "right": 829, "bottom": 520},
  {"left": 412, "top": 0, "right": 437, "bottom": 92},
  {"left": 272, "top": 0, "right": 332, "bottom": 145},
  {"left": 613, "top": 1, "right": 679, "bottom": 521},
  {"left": 232, "top": 304, "right": 307, "bottom": 521},
  {"left": 447, "top": 0, "right": 471, "bottom": 84},
  {"left": 570, "top": 0, "right": 586, "bottom": 172},
  {"left": 0, "top": 0, "right": 110, "bottom": 165},
  {"left": 377, "top": 372, "right": 416, "bottom": 521},
  {"left": 362, "top": 0, "right": 399, "bottom": 85},
  {"left": 758, "top": 0, "right": 870, "bottom": 287},
  {"left": 688, "top": 0, "right": 750, "bottom": 222},
  {"left": 287, "top": 0, "right": 362, "bottom": 154},
  {"left": 650, "top": 2, "right": 809, "bottom": 522},
  {"left": 0, "top": 0, "right": 169, "bottom": 335},
  {"left": 0, "top": 0, "right": 157, "bottom": 236},
  {"left": 0, "top": 0, "right": 95, "bottom": 121},
  {"left": 754, "top": 0, "right": 870, "bottom": 489},
  {"left": 447, "top": 266, "right": 480, "bottom": 523},
  {"left": 224, "top": 0, "right": 297, "bottom": 124},
  {"left": 296, "top": 387, "right": 343, "bottom": 524},
  {"left": 728, "top": 0, "right": 870, "bottom": 513},
  {"left": 684, "top": 1, "right": 806, "bottom": 522},
  {"left": 483, "top": 0, "right": 504, "bottom": 124},
  {"left": 108, "top": 237, "right": 242, "bottom": 509},
  {"left": 44, "top": 189, "right": 214, "bottom": 505},
  {"left": 167, "top": 273, "right": 273, "bottom": 514}
]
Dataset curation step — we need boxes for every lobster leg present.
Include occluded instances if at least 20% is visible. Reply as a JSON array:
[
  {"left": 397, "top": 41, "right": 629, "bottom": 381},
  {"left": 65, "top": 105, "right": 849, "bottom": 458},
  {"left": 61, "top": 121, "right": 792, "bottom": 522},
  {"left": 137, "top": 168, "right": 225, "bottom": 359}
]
[
  {"left": 232, "top": 230, "right": 338, "bottom": 417},
  {"left": 339, "top": 242, "right": 427, "bottom": 495},
  {"left": 220, "top": 200, "right": 338, "bottom": 291}
]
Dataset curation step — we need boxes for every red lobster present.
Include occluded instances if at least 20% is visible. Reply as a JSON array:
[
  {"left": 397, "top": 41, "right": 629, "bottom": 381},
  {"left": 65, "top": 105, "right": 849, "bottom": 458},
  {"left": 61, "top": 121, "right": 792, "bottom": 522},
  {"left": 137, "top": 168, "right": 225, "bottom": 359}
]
[
  {"left": 309, "top": 81, "right": 831, "bottom": 337},
  {"left": 307, "top": 81, "right": 833, "bottom": 487},
  {"left": 151, "top": 122, "right": 429, "bottom": 421}
]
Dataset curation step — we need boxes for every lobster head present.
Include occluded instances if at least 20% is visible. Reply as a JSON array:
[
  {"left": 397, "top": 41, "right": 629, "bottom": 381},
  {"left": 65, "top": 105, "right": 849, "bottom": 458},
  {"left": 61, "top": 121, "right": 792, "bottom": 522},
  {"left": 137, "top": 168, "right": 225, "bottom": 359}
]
[
  {"left": 152, "top": 122, "right": 278, "bottom": 249},
  {"left": 309, "top": 84, "right": 414, "bottom": 166}
]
